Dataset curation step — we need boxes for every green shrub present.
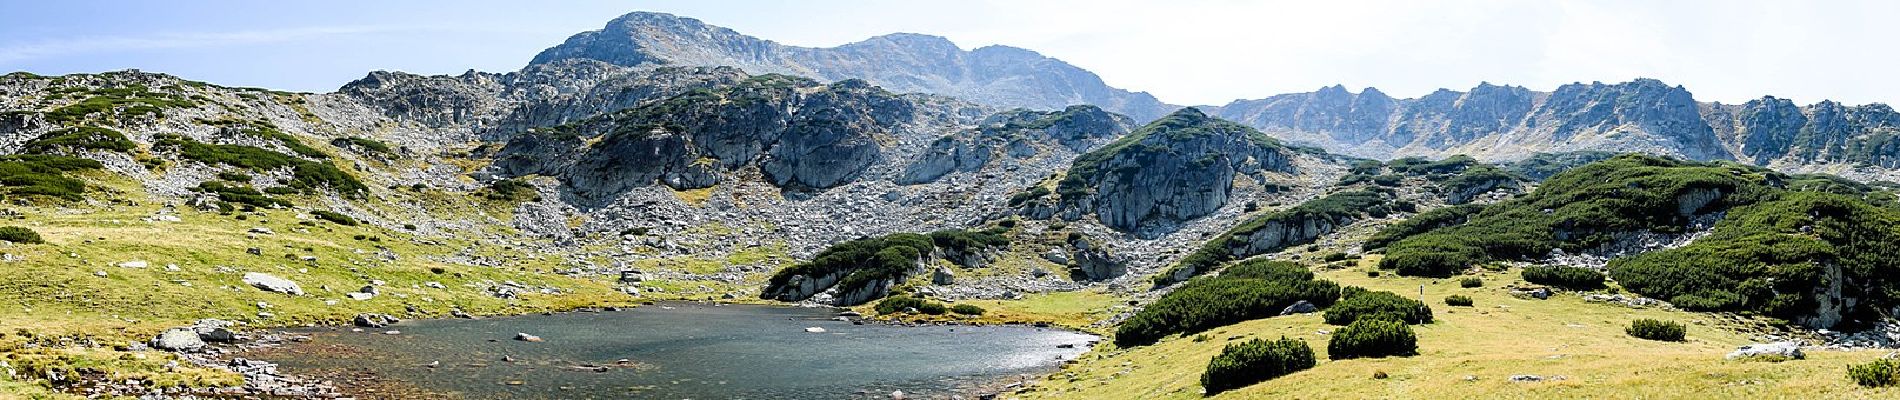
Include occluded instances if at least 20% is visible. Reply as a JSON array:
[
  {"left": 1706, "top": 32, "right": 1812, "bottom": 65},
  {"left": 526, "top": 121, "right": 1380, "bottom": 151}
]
[
  {"left": 0, "top": 155, "right": 102, "bottom": 201},
  {"left": 1327, "top": 317, "right": 1418, "bottom": 359},
  {"left": 1626, "top": 319, "right": 1685, "bottom": 341},
  {"left": 1522, "top": 266, "right": 1605, "bottom": 290},
  {"left": 1201, "top": 337, "right": 1315, "bottom": 394},
  {"left": 1444, "top": 295, "right": 1473, "bottom": 307},
  {"left": 1221, "top": 260, "right": 1314, "bottom": 282},
  {"left": 874, "top": 296, "right": 946, "bottom": 315},
  {"left": 311, "top": 210, "right": 358, "bottom": 226},
  {"left": 333, "top": 137, "right": 395, "bottom": 154},
  {"left": 1610, "top": 192, "right": 1900, "bottom": 320},
  {"left": 1459, "top": 277, "right": 1482, "bottom": 288},
  {"left": 22, "top": 126, "right": 136, "bottom": 153},
  {"left": 1160, "top": 190, "right": 1393, "bottom": 285},
  {"left": 483, "top": 178, "right": 539, "bottom": 202},
  {"left": 1364, "top": 204, "right": 1483, "bottom": 250},
  {"left": 765, "top": 229, "right": 1007, "bottom": 305},
  {"left": 1116, "top": 274, "right": 1340, "bottom": 347},
  {"left": 1379, "top": 154, "right": 1778, "bottom": 279},
  {"left": 950, "top": 304, "right": 986, "bottom": 315},
  {"left": 1848, "top": 359, "right": 1900, "bottom": 387},
  {"left": 1323, "top": 291, "right": 1432, "bottom": 325},
  {"left": 157, "top": 137, "right": 365, "bottom": 195},
  {"left": 0, "top": 226, "right": 44, "bottom": 244},
  {"left": 217, "top": 172, "right": 253, "bottom": 182}
]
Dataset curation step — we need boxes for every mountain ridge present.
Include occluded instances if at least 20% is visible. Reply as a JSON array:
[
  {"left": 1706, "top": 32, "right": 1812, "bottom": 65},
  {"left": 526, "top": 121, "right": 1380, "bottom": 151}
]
[
  {"left": 1207, "top": 78, "right": 1900, "bottom": 181},
  {"left": 528, "top": 11, "right": 1177, "bottom": 121}
]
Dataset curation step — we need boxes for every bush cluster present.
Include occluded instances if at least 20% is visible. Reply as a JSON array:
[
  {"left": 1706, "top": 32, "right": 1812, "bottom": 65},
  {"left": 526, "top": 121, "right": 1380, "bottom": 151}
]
[
  {"left": 483, "top": 178, "right": 539, "bottom": 202},
  {"left": 21, "top": 126, "right": 136, "bottom": 153},
  {"left": 1626, "top": 319, "right": 1685, "bottom": 341},
  {"left": 156, "top": 136, "right": 366, "bottom": 195},
  {"left": 1323, "top": 290, "right": 1433, "bottom": 325},
  {"left": 0, "top": 155, "right": 102, "bottom": 201},
  {"left": 1327, "top": 317, "right": 1418, "bottom": 360},
  {"left": 1459, "top": 277, "right": 1483, "bottom": 288},
  {"left": 1521, "top": 266, "right": 1605, "bottom": 290},
  {"left": 1117, "top": 262, "right": 1340, "bottom": 347},
  {"left": 311, "top": 210, "right": 359, "bottom": 226},
  {"left": 1160, "top": 190, "right": 1392, "bottom": 285},
  {"left": 1201, "top": 337, "right": 1315, "bottom": 394},
  {"left": 874, "top": 296, "right": 946, "bottom": 315},
  {"left": 1849, "top": 359, "right": 1900, "bottom": 388},
  {"left": 1377, "top": 155, "right": 1775, "bottom": 278},
  {"left": 950, "top": 304, "right": 986, "bottom": 316},
  {"left": 1444, "top": 295, "right": 1473, "bottom": 307},
  {"left": 0, "top": 226, "right": 44, "bottom": 244},
  {"left": 1609, "top": 192, "right": 1900, "bottom": 319},
  {"left": 766, "top": 229, "right": 1010, "bottom": 305}
]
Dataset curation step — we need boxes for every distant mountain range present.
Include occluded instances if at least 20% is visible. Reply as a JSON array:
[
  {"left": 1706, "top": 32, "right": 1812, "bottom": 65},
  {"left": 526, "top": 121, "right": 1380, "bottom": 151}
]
[
  {"left": 531, "top": 12, "right": 1176, "bottom": 121},
  {"left": 1206, "top": 80, "right": 1900, "bottom": 177},
  {"left": 528, "top": 12, "right": 1900, "bottom": 182}
]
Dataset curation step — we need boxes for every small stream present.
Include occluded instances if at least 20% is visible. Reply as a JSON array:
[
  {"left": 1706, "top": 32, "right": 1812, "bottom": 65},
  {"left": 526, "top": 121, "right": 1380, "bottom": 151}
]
[{"left": 264, "top": 303, "right": 1096, "bottom": 399}]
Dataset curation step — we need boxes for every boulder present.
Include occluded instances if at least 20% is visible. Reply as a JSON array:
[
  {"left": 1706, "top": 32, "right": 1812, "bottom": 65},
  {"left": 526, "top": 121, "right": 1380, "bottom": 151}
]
[
  {"left": 1726, "top": 342, "right": 1804, "bottom": 360},
  {"left": 932, "top": 266, "right": 956, "bottom": 285},
  {"left": 151, "top": 328, "right": 206, "bottom": 351},
  {"left": 1279, "top": 300, "right": 1319, "bottom": 315},
  {"left": 243, "top": 273, "right": 304, "bottom": 295},
  {"left": 514, "top": 332, "right": 545, "bottom": 342}
]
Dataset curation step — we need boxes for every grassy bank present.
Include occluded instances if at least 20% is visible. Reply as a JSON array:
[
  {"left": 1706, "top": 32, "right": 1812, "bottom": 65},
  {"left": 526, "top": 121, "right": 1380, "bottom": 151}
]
[{"left": 1024, "top": 264, "right": 1899, "bottom": 399}]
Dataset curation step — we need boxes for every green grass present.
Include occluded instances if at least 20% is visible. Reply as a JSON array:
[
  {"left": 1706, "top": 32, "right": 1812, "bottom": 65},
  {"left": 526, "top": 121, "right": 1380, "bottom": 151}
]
[{"left": 1023, "top": 266, "right": 1900, "bottom": 399}]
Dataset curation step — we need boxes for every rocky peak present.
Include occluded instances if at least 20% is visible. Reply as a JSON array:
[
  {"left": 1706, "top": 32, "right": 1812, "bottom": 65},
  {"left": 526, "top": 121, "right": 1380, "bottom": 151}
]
[
  {"left": 525, "top": 11, "right": 1172, "bottom": 121},
  {"left": 1054, "top": 107, "right": 1299, "bottom": 235}
]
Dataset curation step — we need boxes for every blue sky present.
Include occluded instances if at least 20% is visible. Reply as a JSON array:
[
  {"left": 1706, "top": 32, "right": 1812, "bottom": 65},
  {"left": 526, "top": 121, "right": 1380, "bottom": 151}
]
[{"left": 4, "top": 1, "right": 1898, "bottom": 106}]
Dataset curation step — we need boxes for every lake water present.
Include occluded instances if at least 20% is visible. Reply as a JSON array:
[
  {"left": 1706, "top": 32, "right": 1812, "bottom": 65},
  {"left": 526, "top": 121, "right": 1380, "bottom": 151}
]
[{"left": 265, "top": 303, "right": 1097, "bottom": 399}]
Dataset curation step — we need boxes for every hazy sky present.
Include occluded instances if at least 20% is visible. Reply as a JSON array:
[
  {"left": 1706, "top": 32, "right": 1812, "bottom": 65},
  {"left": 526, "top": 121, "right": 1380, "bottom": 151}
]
[{"left": 3, "top": 1, "right": 1895, "bottom": 106}]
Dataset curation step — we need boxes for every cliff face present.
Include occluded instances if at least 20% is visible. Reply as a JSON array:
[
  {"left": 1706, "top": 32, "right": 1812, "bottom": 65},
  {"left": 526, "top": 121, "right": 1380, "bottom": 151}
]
[
  {"left": 491, "top": 74, "right": 984, "bottom": 201},
  {"left": 899, "top": 105, "right": 1134, "bottom": 185},
  {"left": 1054, "top": 108, "right": 1299, "bottom": 235},
  {"left": 1211, "top": 79, "right": 1900, "bottom": 177},
  {"left": 529, "top": 12, "right": 1175, "bottom": 121}
]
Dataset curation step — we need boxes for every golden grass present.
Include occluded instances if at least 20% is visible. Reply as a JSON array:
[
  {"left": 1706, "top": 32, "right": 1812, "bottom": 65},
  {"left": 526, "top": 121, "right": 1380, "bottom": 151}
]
[{"left": 1025, "top": 267, "right": 1900, "bottom": 399}]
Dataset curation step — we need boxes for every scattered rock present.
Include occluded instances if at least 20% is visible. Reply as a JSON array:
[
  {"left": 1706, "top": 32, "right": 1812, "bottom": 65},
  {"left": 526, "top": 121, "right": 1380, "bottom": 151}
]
[
  {"left": 1279, "top": 300, "right": 1318, "bottom": 315},
  {"left": 1727, "top": 342, "right": 1805, "bottom": 360},
  {"left": 151, "top": 328, "right": 206, "bottom": 352},
  {"left": 242, "top": 272, "right": 303, "bottom": 295},
  {"left": 354, "top": 313, "right": 399, "bottom": 328},
  {"left": 116, "top": 260, "right": 149, "bottom": 269}
]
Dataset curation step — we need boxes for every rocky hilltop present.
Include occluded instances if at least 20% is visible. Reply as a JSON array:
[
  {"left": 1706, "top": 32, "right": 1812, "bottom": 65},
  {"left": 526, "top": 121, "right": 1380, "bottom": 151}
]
[
  {"left": 1211, "top": 79, "right": 1900, "bottom": 181},
  {"left": 529, "top": 12, "right": 1176, "bottom": 121}
]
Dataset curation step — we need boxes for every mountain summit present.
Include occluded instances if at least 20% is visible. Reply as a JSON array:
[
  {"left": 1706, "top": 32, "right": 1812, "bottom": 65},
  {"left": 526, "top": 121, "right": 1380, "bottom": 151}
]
[{"left": 529, "top": 11, "right": 1176, "bottom": 121}]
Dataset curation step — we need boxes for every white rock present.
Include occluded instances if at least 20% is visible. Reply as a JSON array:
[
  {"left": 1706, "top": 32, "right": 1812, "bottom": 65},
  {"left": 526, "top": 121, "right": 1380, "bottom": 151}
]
[
  {"left": 242, "top": 272, "right": 304, "bottom": 295},
  {"left": 804, "top": 327, "right": 827, "bottom": 333},
  {"left": 117, "top": 260, "right": 149, "bottom": 269},
  {"left": 1727, "top": 341, "right": 1805, "bottom": 360}
]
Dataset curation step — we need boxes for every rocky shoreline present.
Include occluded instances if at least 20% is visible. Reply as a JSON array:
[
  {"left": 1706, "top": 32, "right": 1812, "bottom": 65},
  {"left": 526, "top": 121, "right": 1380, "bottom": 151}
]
[{"left": 89, "top": 301, "right": 1098, "bottom": 399}]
